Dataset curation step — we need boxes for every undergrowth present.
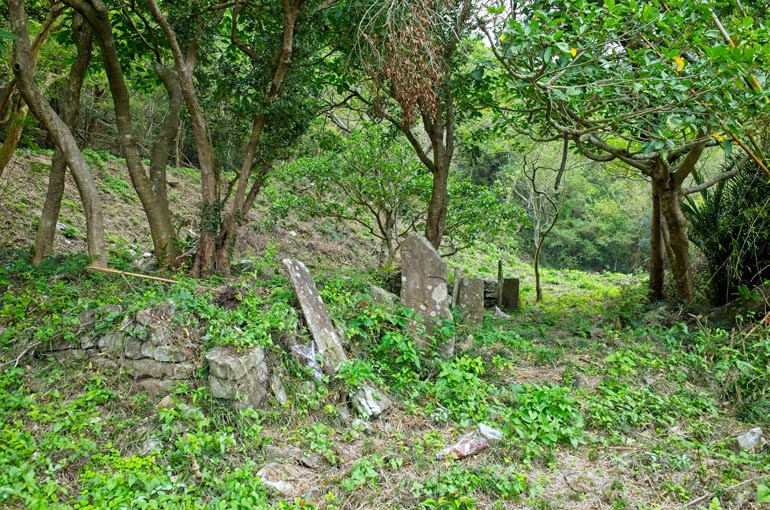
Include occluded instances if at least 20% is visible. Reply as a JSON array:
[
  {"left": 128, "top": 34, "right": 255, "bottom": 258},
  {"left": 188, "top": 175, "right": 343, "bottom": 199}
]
[{"left": 1, "top": 250, "right": 769, "bottom": 509}]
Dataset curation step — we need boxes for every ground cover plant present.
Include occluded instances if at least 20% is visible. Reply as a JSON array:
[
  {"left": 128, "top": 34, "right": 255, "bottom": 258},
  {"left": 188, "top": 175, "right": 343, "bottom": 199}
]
[{"left": 2, "top": 245, "right": 769, "bottom": 510}]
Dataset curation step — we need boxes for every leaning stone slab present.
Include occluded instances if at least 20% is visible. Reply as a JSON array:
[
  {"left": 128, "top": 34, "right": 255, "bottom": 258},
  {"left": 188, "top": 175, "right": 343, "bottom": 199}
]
[
  {"left": 351, "top": 384, "right": 392, "bottom": 419},
  {"left": 282, "top": 258, "right": 347, "bottom": 373},
  {"left": 456, "top": 278, "right": 484, "bottom": 326}
]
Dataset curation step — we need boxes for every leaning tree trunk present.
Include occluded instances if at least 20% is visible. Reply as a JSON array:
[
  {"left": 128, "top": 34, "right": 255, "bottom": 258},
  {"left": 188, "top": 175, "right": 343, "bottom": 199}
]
[
  {"left": 648, "top": 180, "right": 665, "bottom": 301},
  {"left": 0, "top": 97, "right": 29, "bottom": 179},
  {"left": 0, "top": 8, "right": 60, "bottom": 178},
  {"left": 33, "top": 13, "right": 94, "bottom": 265},
  {"left": 9, "top": 0, "right": 107, "bottom": 267}
]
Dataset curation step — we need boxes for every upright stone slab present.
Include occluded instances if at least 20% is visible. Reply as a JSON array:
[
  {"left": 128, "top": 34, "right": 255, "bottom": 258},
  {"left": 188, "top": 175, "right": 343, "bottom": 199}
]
[
  {"left": 282, "top": 259, "right": 347, "bottom": 374},
  {"left": 400, "top": 235, "right": 454, "bottom": 356},
  {"left": 501, "top": 278, "right": 520, "bottom": 311},
  {"left": 457, "top": 278, "right": 484, "bottom": 326}
]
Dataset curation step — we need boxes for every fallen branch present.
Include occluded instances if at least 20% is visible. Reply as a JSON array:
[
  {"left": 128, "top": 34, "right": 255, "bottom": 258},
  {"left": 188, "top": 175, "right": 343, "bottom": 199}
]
[
  {"left": 0, "top": 341, "right": 42, "bottom": 369},
  {"left": 88, "top": 266, "right": 180, "bottom": 284}
]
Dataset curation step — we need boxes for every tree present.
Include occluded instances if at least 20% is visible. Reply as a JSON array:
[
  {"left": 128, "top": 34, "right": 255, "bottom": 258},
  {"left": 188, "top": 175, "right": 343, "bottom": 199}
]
[
  {"left": 32, "top": 11, "right": 94, "bottom": 265},
  {"left": 331, "top": 0, "right": 476, "bottom": 250},
  {"left": 272, "top": 123, "right": 524, "bottom": 269},
  {"left": 482, "top": 0, "right": 770, "bottom": 302},
  {"left": 9, "top": 0, "right": 107, "bottom": 267},
  {"left": 148, "top": 0, "right": 323, "bottom": 276},
  {"left": 61, "top": 0, "right": 182, "bottom": 266}
]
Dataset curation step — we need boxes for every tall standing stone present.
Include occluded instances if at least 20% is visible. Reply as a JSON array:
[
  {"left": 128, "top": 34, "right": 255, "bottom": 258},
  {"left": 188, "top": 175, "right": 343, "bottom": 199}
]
[
  {"left": 282, "top": 259, "right": 347, "bottom": 374},
  {"left": 501, "top": 278, "right": 520, "bottom": 311},
  {"left": 456, "top": 278, "right": 484, "bottom": 326},
  {"left": 400, "top": 235, "right": 454, "bottom": 357}
]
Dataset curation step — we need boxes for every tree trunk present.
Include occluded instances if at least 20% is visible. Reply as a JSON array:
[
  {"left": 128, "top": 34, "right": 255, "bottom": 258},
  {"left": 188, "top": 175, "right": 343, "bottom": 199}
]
[
  {"left": 648, "top": 180, "right": 664, "bottom": 301},
  {"left": 9, "top": 0, "right": 107, "bottom": 267},
  {"left": 0, "top": 8, "right": 60, "bottom": 178},
  {"left": 424, "top": 156, "right": 449, "bottom": 249},
  {"left": 147, "top": 0, "right": 220, "bottom": 277},
  {"left": 64, "top": 0, "right": 180, "bottom": 266},
  {"left": 33, "top": 13, "right": 93, "bottom": 265},
  {"left": 658, "top": 177, "right": 695, "bottom": 303},
  {"left": 0, "top": 97, "right": 28, "bottom": 179},
  {"left": 147, "top": 65, "right": 184, "bottom": 264}
]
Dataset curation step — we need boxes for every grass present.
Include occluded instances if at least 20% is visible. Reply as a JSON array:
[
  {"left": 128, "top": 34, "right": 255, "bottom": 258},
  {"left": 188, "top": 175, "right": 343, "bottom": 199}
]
[{"left": 1, "top": 246, "right": 769, "bottom": 509}]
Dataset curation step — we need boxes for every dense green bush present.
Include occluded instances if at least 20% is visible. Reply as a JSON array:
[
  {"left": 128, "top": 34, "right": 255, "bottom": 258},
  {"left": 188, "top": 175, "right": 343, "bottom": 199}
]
[{"left": 684, "top": 155, "right": 770, "bottom": 304}]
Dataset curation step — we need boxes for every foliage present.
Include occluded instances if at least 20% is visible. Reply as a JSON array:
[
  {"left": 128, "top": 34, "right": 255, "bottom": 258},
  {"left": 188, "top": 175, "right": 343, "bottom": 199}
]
[
  {"left": 271, "top": 123, "right": 524, "bottom": 267},
  {"left": 502, "top": 384, "right": 584, "bottom": 456},
  {"left": 414, "top": 465, "right": 528, "bottom": 508},
  {"left": 687, "top": 324, "right": 770, "bottom": 426},
  {"left": 345, "top": 301, "right": 424, "bottom": 389},
  {"left": 498, "top": 147, "right": 646, "bottom": 273},
  {"left": 432, "top": 356, "right": 493, "bottom": 424},
  {"left": 684, "top": 154, "right": 770, "bottom": 304},
  {"left": 484, "top": 0, "right": 770, "bottom": 149}
]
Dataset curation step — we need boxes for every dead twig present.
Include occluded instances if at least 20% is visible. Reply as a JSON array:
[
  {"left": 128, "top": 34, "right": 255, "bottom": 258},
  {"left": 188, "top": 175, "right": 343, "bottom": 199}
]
[
  {"left": 0, "top": 341, "right": 42, "bottom": 369},
  {"left": 88, "top": 266, "right": 180, "bottom": 284},
  {"left": 680, "top": 474, "right": 770, "bottom": 508}
]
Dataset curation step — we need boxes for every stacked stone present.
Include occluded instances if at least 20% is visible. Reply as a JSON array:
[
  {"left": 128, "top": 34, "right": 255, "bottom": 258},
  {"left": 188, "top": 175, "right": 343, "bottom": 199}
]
[{"left": 205, "top": 346, "right": 268, "bottom": 409}]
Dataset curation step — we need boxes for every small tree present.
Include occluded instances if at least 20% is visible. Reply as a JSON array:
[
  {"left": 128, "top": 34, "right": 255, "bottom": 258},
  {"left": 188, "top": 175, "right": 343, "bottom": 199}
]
[
  {"left": 684, "top": 152, "right": 770, "bottom": 304},
  {"left": 330, "top": 0, "right": 476, "bottom": 251},
  {"left": 272, "top": 124, "right": 524, "bottom": 269}
]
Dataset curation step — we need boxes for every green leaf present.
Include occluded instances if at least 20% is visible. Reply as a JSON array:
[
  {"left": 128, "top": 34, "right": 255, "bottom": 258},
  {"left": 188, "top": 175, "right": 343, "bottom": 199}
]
[
  {"left": 709, "top": 496, "right": 722, "bottom": 510},
  {"left": 758, "top": 483, "right": 770, "bottom": 504},
  {"left": 723, "top": 139, "right": 733, "bottom": 157}
]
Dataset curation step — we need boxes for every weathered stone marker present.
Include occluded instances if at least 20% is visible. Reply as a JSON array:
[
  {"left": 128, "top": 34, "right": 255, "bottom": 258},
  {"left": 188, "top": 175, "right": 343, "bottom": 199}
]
[
  {"left": 451, "top": 268, "right": 462, "bottom": 307},
  {"left": 282, "top": 258, "right": 347, "bottom": 374},
  {"left": 370, "top": 285, "right": 397, "bottom": 307},
  {"left": 501, "top": 277, "right": 520, "bottom": 311},
  {"left": 206, "top": 346, "right": 268, "bottom": 409},
  {"left": 456, "top": 277, "right": 485, "bottom": 326},
  {"left": 400, "top": 234, "right": 454, "bottom": 357}
]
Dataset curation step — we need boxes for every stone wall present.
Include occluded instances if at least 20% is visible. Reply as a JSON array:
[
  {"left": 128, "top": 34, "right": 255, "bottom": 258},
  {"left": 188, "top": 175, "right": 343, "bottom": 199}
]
[{"left": 42, "top": 302, "right": 199, "bottom": 396}]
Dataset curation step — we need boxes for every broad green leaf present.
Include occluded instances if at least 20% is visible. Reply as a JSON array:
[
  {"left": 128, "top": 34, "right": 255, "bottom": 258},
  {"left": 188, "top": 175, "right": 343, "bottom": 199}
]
[{"left": 757, "top": 483, "right": 770, "bottom": 503}]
